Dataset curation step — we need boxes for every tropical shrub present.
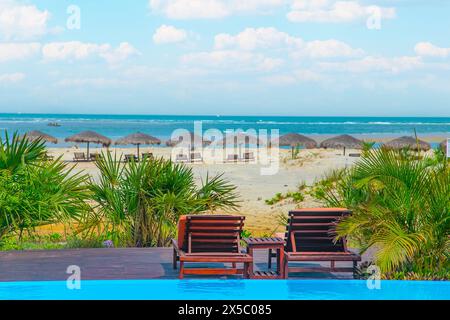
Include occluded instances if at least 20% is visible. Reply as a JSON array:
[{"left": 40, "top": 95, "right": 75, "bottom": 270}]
[
  {"left": 89, "top": 153, "right": 239, "bottom": 247},
  {"left": 314, "top": 148, "right": 449, "bottom": 278},
  {"left": 0, "top": 132, "right": 91, "bottom": 241}
]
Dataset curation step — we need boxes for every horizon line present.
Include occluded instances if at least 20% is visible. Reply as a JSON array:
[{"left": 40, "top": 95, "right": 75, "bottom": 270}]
[{"left": 1, "top": 112, "right": 450, "bottom": 119}]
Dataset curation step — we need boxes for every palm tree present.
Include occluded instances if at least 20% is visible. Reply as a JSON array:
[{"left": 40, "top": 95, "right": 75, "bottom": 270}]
[
  {"left": 89, "top": 152, "right": 239, "bottom": 247},
  {"left": 316, "top": 148, "right": 449, "bottom": 277},
  {"left": 0, "top": 131, "right": 91, "bottom": 240}
]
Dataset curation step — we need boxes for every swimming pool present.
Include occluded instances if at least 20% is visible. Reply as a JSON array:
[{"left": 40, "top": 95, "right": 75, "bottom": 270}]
[{"left": 0, "top": 280, "right": 448, "bottom": 300}]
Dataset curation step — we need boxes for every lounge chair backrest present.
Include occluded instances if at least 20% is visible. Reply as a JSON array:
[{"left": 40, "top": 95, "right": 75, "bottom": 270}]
[
  {"left": 227, "top": 154, "right": 238, "bottom": 161},
  {"left": 142, "top": 153, "right": 153, "bottom": 159},
  {"left": 176, "top": 154, "right": 188, "bottom": 161},
  {"left": 243, "top": 152, "right": 254, "bottom": 159},
  {"left": 183, "top": 215, "right": 245, "bottom": 253},
  {"left": 285, "top": 208, "right": 351, "bottom": 253},
  {"left": 74, "top": 152, "right": 85, "bottom": 159},
  {"left": 191, "top": 152, "right": 201, "bottom": 159}
]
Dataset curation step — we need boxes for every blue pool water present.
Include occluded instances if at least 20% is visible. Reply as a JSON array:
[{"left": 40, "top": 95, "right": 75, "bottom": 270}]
[{"left": 0, "top": 280, "right": 448, "bottom": 300}]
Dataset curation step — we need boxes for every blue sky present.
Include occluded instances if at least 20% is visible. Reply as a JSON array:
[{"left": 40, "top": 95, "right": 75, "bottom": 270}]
[{"left": 0, "top": 0, "right": 449, "bottom": 116}]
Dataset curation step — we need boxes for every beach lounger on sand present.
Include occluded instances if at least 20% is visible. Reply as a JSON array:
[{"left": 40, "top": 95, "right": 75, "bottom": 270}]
[
  {"left": 89, "top": 153, "right": 102, "bottom": 161},
  {"left": 270, "top": 208, "right": 361, "bottom": 278},
  {"left": 175, "top": 154, "right": 189, "bottom": 163},
  {"left": 43, "top": 153, "right": 54, "bottom": 161},
  {"left": 190, "top": 152, "right": 202, "bottom": 163},
  {"left": 172, "top": 215, "right": 253, "bottom": 279},
  {"left": 124, "top": 154, "right": 138, "bottom": 162},
  {"left": 226, "top": 154, "right": 239, "bottom": 163},
  {"left": 141, "top": 153, "right": 153, "bottom": 160},
  {"left": 73, "top": 152, "right": 87, "bottom": 162},
  {"left": 241, "top": 152, "right": 255, "bottom": 162}
]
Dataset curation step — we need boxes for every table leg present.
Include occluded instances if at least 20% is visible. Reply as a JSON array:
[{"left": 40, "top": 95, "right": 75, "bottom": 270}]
[
  {"left": 247, "top": 247, "right": 254, "bottom": 278},
  {"left": 268, "top": 248, "right": 272, "bottom": 269},
  {"left": 279, "top": 248, "right": 285, "bottom": 279}
]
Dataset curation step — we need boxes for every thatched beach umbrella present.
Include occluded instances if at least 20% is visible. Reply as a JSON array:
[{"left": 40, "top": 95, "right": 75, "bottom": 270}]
[
  {"left": 215, "top": 132, "right": 263, "bottom": 147},
  {"left": 115, "top": 132, "right": 161, "bottom": 160},
  {"left": 24, "top": 130, "right": 58, "bottom": 144},
  {"left": 278, "top": 133, "right": 317, "bottom": 158},
  {"left": 65, "top": 131, "right": 112, "bottom": 156},
  {"left": 383, "top": 136, "right": 431, "bottom": 151},
  {"left": 320, "top": 134, "right": 362, "bottom": 155},
  {"left": 166, "top": 131, "right": 210, "bottom": 149}
]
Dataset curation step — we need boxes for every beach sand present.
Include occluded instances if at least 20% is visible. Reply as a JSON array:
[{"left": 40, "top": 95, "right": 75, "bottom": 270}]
[{"left": 45, "top": 145, "right": 375, "bottom": 236}]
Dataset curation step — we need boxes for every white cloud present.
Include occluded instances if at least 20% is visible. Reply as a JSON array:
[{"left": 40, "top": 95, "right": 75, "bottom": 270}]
[
  {"left": 100, "top": 42, "right": 140, "bottom": 64},
  {"left": 0, "top": 1, "right": 51, "bottom": 40},
  {"left": 149, "top": 0, "right": 285, "bottom": 19},
  {"left": 214, "top": 27, "right": 362, "bottom": 58},
  {"left": 299, "top": 39, "right": 364, "bottom": 58},
  {"left": 262, "top": 69, "right": 323, "bottom": 85},
  {"left": 0, "top": 72, "right": 25, "bottom": 84},
  {"left": 319, "top": 56, "right": 422, "bottom": 73},
  {"left": 153, "top": 24, "right": 187, "bottom": 44},
  {"left": 0, "top": 42, "right": 41, "bottom": 62},
  {"left": 42, "top": 41, "right": 139, "bottom": 64},
  {"left": 214, "top": 27, "right": 303, "bottom": 51},
  {"left": 287, "top": 0, "right": 396, "bottom": 23},
  {"left": 181, "top": 50, "right": 283, "bottom": 72},
  {"left": 55, "top": 77, "right": 124, "bottom": 88},
  {"left": 415, "top": 42, "right": 450, "bottom": 58}
]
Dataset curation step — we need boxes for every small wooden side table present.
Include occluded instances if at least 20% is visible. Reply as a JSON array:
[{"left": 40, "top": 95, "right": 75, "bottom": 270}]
[{"left": 244, "top": 237, "right": 285, "bottom": 279}]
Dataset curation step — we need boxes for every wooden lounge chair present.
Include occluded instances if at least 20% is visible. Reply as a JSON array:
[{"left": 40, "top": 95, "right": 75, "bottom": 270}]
[
  {"left": 43, "top": 153, "right": 54, "bottom": 161},
  {"left": 190, "top": 152, "right": 203, "bottom": 163},
  {"left": 175, "top": 154, "right": 189, "bottom": 163},
  {"left": 172, "top": 215, "right": 253, "bottom": 279},
  {"left": 141, "top": 153, "right": 154, "bottom": 160},
  {"left": 89, "top": 153, "right": 102, "bottom": 161},
  {"left": 272, "top": 208, "right": 361, "bottom": 278},
  {"left": 73, "top": 152, "right": 87, "bottom": 162},
  {"left": 241, "top": 152, "right": 255, "bottom": 162},
  {"left": 225, "top": 154, "right": 239, "bottom": 163},
  {"left": 124, "top": 154, "right": 138, "bottom": 162}
]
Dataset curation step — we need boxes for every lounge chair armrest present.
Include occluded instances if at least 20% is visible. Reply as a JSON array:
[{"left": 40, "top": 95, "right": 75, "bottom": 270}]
[{"left": 171, "top": 238, "right": 184, "bottom": 256}]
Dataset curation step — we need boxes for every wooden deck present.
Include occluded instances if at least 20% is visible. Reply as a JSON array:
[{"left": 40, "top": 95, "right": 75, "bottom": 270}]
[{"left": 0, "top": 248, "right": 358, "bottom": 281}]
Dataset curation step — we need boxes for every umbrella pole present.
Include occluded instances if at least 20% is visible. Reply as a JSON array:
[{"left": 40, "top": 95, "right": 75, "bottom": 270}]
[
  {"left": 87, "top": 142, "right": 90, "bottom": 159},
  {"left": 137, "top": 144, "right": 140, "bottom": 161},
  {"left": 291, "top": 146, "right": 294, "bottom": 159}
]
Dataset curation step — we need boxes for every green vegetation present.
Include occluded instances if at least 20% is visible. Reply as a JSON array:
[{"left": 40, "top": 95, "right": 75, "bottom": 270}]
[
  {"left": 265, "top": 182, "right": 306, "bottom": 205},
  {"left": 361, "top": 141, "right": 376, "bottom": 157},
  {"left": 0, "top": 132, "right": 91, "bottom": 242},
  {"left": 314, "top": 148, "right": 449, "bottom": 279},
  {"left": 88, "top": 152, "right": 239, "bottom": 247}
]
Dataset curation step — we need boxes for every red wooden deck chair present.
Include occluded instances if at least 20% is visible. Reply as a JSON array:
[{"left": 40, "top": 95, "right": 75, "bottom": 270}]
[
  {"left": 172, "top": 215, "right": 253, "bottom": 279},
  {"left": 276, "top": 208, "right": 361, "bottom": 278}
]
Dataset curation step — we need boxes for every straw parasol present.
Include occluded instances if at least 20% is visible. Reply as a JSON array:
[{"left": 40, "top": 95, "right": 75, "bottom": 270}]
[
  {"left": 65, "top": 131, "right": 112, "bottom": 156},
  {"left": 24, "top": 130, "right": 58, "bottom": 144},
  {"left": 320, "top": 134, "right": 363, "bottom": 150},
  {"left": 383, "top": 136, "right": 431, "bottom": 151},
  {"left": 214, "top": 132, "right": 263, "bottom": 147},
  {"left": 278, "top": 133, "right": 317, "bottom": 158},
  {"left": 115, "top": 132, "right": 161, "bottom": 160},
  {"left": 166, "top": 131, "right": 210, "bottom": 149}
]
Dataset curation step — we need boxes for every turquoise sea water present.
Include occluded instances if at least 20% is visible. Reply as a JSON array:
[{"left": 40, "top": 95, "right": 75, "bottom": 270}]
[
  {"left": 0, "top": 114, "right": 448, "bottom": 146},
  {"left": 0, "top": 280, "right": 448, "bottom": 300}
]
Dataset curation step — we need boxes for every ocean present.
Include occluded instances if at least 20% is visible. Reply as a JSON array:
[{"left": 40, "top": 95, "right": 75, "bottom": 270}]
[{"left": 0, "top": 114, "right": 448, "bottom": 146}]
